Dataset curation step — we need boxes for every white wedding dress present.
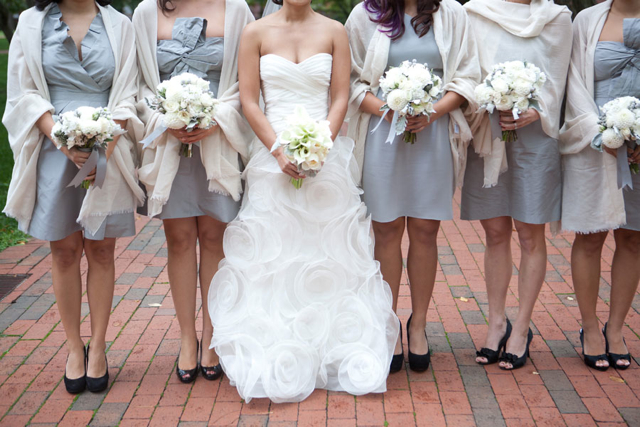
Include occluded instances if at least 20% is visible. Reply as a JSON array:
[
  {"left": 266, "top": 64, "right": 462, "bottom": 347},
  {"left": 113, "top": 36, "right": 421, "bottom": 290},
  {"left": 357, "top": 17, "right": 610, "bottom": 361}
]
[{"left": 208, "top": 53, "right": 399, "bottom": 403}]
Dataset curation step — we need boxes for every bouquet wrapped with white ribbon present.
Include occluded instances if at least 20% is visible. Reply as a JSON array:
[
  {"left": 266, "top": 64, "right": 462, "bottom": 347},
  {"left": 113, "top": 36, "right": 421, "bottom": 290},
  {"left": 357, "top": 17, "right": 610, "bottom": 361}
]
[
  {"left": 373, "top": 60, "right": 443, "bottom": 144},
  {"left": 591, "top": 96, "right": 640, "bottom": 189},
  {"left": 51, "top": 106, "right": 124, "bottom": 189},
  {"left": 475, "top": 60, "right": 546, "bottom": 143},
  {"left": 273, "top": 106, "right": 333, "bottom": 189},
  {"left": 144, "top": 72, "right": 219, "bottom": 157}
]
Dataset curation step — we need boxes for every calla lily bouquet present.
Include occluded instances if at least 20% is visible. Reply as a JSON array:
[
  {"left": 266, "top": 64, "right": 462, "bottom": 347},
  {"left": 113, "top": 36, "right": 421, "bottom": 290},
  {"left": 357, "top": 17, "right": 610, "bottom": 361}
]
[
  {"left": 279, "top": 106, "right": 333, "bottom": 189},
  {"left": 145, "top": 73, "right": 219, "bottom": 157}
]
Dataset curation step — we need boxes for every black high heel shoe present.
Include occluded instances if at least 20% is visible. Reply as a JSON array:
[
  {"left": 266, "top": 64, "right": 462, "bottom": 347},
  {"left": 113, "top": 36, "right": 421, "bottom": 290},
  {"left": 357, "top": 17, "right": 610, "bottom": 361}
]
[
  {"left": 176, "top": 339, "right": 200, "bottom": 384},
  {"left": 64, "top": 346, "right": 87, "bottom": 394},
  {"left": 406, "top": 314, "right": 431, "bottom": 372},
  {"left": 86, "top": 345, "right": 109, "bottom": 393},
  {"left": 200, "top": 341, "right": 223, "bottom": 381},
  {"left": 499, "top": 328, "right": 533, "bottom": 371},
  {"left": 603, "top": 323, "right": 632, "bottom": 370},
  {"left": 579, "top": 328, "right": 609, "bottom": 371},
  {"left": 390, "top": 318, "right": 404, "bottom": 373},
  {"left": 476, "top": 318, "right": 512, "bottom": 365}
]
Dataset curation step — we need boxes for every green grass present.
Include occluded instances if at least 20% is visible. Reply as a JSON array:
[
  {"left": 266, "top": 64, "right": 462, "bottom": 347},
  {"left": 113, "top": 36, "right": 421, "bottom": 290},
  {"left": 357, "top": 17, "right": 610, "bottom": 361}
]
[{"left": 0, "top": 34, "right": 30, "bottom": 251}]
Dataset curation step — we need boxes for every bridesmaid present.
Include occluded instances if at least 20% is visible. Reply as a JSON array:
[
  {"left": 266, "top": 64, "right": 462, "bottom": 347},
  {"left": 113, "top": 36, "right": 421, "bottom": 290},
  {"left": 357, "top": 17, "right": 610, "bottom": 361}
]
[
  {"left": 560, "top": 0, "right": 640, "bottom": 370},
  {"left": 133, "top": 0, "right": 253, "bottom": 383},
  {"left": 346, "top": 0, "right": 479, "bottom": 372},
  {"left": 460, "top": 0, "right": 572, "bottom": 370},
  {"left": 3, "top": 0, "right": 143, "bottom": 393}
]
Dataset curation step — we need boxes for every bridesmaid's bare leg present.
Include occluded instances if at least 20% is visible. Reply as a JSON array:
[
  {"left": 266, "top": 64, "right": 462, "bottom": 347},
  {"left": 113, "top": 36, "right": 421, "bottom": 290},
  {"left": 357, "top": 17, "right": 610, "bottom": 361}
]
[
  {"left": 476, "top": 216, "right": 512, "bottom": 364},
  {"left": 84, "top": 237, "right": 116, "bottom": 377},
  {"left": 572, "top": 232, "right": 608, "bottom": 368},
  {"left": 607, "top": 228, "right": 640, "bottom": 367},
  {"left": 50, "top": 231, "right": 85, "bottom": 379},
  {"left": 500, "top": 220, "right": 546, "bottom": 369},
  {"left": 405, "top": 217, "right": 440, "bottom": 355},
  {"left": 164, "top": 217, "right": 199, "bottom": 373},
  {"left": 372, "top": 217, "right": 406, "bottom": 355},
  {"left": 196, "top": 215, "right": 227, "bottom": 367}
]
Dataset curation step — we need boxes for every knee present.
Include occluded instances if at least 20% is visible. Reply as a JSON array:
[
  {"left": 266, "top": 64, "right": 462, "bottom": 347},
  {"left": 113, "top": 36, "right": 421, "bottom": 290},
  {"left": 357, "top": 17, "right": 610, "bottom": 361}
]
[
  {"left": 373, "top": 220, "right": 405, "bottom": 246},
  {"left": 84, "top": 240, "right": 115, "bottom": 267},
  {"left": 616, "top": 231, "right": 640, "bottom": 256},
  {"left": 483, "top": 225, "right": 511, "bottom": 248},
  {"left": 575, "top": 233, "right": 607, "bottom": 257},
  {"left": 407, "top": 220, "right": 439, "bottom": 245},
  {"left": 516, "top": 227, "right": 544, "bottom": 255},
  {"left": 198, "top": 225, "right": 226, "bottom": 252},
  {"left": 166, "top": 228, "right": 197, "bottom": 253},
  {"left": 52, "top": 243, "right": 83, "bottom": 270}
]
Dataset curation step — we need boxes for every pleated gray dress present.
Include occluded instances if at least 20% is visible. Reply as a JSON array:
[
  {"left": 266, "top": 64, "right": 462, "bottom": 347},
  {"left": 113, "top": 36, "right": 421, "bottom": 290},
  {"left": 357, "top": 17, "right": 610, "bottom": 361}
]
[
  {"left": 460, "top": 83, "right": 562, "bottom": 222},
  {"left": 28, "top": 4, "right": 135, "bottom": 241},
  {"left": 155, "top": 17, "right": 240, "bottom": 222},
  {"left": 363, "top": 15, "right": 453, "bottom": 223},
  {"left": 594, "top": 19, "right": 640, "bottom": 231}
]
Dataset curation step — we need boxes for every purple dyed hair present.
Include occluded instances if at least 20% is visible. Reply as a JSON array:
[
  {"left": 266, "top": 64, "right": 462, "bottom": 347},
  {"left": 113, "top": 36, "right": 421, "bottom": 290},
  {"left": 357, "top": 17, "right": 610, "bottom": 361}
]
[{"left": 363, "top": 0, "right": 441, "bottom": 40}]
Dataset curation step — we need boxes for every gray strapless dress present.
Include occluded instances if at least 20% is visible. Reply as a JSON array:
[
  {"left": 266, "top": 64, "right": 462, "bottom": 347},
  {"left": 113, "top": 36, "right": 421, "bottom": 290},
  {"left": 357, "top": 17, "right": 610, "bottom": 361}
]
[
  {"left": 155, "top": 17, "right": 240, "bottom": 222},
  {"left": 363, "top": 15, "right": 453, "bottom": 223},
  {"left": 460, "top": 58, "right": 562, "bottom": 224},
  {"left": 28, "top": 4, "right": 135, "bottom": 241},
  {"left": 594, "top": 19, "right": 640, "bottom": 231}
]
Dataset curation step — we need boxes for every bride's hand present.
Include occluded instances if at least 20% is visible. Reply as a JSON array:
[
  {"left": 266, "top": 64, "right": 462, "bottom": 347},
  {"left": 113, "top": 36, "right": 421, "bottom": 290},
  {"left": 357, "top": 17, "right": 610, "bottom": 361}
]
[{"left": 272, "top": 147, "right": 306, "bottom": 180}]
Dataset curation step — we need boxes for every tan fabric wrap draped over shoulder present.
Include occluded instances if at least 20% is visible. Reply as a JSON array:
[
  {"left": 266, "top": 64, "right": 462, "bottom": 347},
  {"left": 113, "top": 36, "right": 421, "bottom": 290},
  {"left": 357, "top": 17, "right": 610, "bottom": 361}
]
[
  {"left": 463, "top": 0, "right": 572, "bottom": 188},
  {"left": 2, "top": 4, "right": 145, "bottom": 235},
  {"left": 345, "top": 0, "right": 481, "bottom": 187},
  {"left": 559, "top": 0, "right": 625, "bottom": 233},
  {"left": 133, "top": 0, "right": 255, "bottom": 217}
]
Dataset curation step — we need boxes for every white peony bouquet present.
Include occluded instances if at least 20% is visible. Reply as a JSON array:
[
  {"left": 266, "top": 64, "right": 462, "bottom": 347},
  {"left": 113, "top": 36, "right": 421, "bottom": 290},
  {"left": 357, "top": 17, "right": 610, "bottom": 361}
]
[
  {"left": 278, "top": 106, "right": 334, "bottom": 189},
  {"left": 51, "top": 106, "right": 124, "bottom": 189},
  {"left": 376, "top": 60, "right": 443, "bottom": 144},
  {"left": 591, "top": 96, "right": 640, "bottom": 175},
  {"left": 475, "top": 60, "right": 546, "bottom": 143},
  {"left": 145, "top": 72, "right": 218, "bottom": 157}
]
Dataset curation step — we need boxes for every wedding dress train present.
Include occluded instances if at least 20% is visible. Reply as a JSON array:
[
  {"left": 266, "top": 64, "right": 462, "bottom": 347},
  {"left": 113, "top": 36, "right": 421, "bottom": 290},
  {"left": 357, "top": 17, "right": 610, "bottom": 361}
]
[{"left": 208, "top": 53, "right": 399, "bottom": 403}]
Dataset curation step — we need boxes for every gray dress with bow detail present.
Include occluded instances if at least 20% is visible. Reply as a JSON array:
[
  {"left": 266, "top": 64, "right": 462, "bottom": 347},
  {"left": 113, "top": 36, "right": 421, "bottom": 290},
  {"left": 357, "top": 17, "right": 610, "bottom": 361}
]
[
  {"left": 28, "top": 4, "right": 135, "bottom": 241},
  {"left": 594, "top": 18, "right": 640, "bottom": 231},
  {"left": 155, "top": 17, "right": 241, "bottom": 222}
]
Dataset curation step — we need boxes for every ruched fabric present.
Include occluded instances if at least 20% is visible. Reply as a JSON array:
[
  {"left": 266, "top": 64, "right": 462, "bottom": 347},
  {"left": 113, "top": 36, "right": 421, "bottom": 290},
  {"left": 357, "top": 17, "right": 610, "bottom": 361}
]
[{"left": 208, "top": 53, "right": 399, "bottom": 403}]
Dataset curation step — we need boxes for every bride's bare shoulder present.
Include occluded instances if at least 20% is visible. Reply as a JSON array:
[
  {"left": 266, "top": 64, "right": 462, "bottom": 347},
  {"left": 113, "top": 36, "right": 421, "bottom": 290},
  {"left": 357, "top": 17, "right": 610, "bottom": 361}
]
[{"left": 313, "top": 13, "right": 348, "bottom": 42}]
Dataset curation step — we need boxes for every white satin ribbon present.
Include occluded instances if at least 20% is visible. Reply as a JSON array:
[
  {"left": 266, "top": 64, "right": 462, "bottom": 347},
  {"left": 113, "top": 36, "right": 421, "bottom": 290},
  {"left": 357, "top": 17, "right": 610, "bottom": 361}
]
[
  {"left": 140, "top": 125, "right": 168, "bottom": 149},
  {"left": 369, "top": 109, "right": 399, "bottom": 144}
]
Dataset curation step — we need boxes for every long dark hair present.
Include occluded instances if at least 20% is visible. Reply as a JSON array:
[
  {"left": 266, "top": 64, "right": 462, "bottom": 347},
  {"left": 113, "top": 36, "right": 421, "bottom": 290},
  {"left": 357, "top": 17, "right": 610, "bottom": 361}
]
[
  {"left": 364, "top": 0, "right": 441, "bottom": 40},
  {"left": 36, "top": 0, "right": 112, "bottom": 10},
  {"left": 158, "top": 0, "right": 176, "bottom": 14}
]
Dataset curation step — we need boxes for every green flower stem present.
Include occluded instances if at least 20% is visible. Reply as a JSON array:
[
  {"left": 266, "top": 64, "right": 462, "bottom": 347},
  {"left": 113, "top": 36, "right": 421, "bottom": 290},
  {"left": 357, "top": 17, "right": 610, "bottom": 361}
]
[
  {"left": 291, "top": 178, "right": 304, "bottom": 189},
  {"left": 403, "top": 131, "right": 416, "bottom": 144},
  {"left": 181, "top": 143, "right": 193, "bottom": 158},
  {"left": 81, "top": 180, "right": 91, "bottom": 190},
  {"left": 502, "top": 130, "right": 518, "bottom": 143}
]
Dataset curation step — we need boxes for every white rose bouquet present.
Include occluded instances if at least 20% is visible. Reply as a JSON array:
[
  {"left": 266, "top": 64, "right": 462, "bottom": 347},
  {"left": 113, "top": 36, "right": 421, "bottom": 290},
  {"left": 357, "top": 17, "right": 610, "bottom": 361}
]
[
  {"left": 145, "top": 72, "right": 219, "bottom": 157},
  {"left": 51, "top": 106, "right": 124, "bottom": 189},
  {"left": 475, "top": 60, "right": 546, "bottom": 143},
  {"left": 277, "top": 106, "right": 333, "bottom": 189},
  {"left": 591, "top": 96, "right": 640, "bottom": 175},
  {"left": 375, "top": 60, "right": 443, "bottom": 144}
]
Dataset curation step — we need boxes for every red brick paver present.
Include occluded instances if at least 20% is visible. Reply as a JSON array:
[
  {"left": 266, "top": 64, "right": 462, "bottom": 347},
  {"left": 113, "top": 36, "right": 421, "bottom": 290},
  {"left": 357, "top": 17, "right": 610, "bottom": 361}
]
[{"left": 0, "top": 190, "right": 639, "bottom": 426}]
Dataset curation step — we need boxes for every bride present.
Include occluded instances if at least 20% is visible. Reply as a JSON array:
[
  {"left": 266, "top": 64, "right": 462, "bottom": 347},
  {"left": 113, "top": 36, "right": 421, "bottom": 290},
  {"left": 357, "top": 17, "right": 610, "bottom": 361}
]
[{"left": 207, "top": 0, "right": 400, "bottom": 403}]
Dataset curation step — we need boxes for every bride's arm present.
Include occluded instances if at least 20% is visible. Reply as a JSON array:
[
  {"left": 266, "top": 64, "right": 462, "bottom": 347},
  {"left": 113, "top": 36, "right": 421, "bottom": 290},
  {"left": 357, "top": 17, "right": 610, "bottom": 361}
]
[
  {"left": 238, "top": 24, "right": 304, "bottom": 179},
  {"left": 327, "top": 23, "right": 351, "bottom": 139}
]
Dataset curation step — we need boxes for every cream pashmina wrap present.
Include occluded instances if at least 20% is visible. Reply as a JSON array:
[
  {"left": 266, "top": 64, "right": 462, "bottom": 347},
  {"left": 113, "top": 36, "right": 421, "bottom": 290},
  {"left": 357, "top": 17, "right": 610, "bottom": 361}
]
[
  {"left": 559, "top": 0, "right": 625, "bottom": 233},
  {"left": 3, "top": 4, "right": 144, "bottom": 235},
  {"left": 133, "top": 0, "right": 254, "bottom": 217},
  {"left": 464, "top": 0, "right": 572, "bottom": 187},
  {"left": 346, "top": 0, "right": 480, "bottom": 186}
]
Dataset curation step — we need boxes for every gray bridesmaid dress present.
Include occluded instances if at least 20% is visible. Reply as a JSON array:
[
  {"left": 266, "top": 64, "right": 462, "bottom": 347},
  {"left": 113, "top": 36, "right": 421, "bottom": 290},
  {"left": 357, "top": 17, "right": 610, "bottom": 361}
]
[
  {"left": 363, "top": 14, "right": 453, "bottom": 223},
  {"left": 594, "top": 19, "right": 640, "bottom": 231},
  {"left": 460, "top": 75, "right": 562, "bottom": 223},
  {"left": 28, "top": 4, "right": 135, "bottom": 241},
  {"left": 155, "top": 18, "right": 240, "bottom": 222}
]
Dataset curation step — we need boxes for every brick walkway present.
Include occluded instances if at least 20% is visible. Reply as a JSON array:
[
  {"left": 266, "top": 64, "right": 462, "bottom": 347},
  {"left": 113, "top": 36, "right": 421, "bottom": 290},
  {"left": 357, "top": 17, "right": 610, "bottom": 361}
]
[{"left": 0, "top": 190, "right": 638, "bottom": 426}]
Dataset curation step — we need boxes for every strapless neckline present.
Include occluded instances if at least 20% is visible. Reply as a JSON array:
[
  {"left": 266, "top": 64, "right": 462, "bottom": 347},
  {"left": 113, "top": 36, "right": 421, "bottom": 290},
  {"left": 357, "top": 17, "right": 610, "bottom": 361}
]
[{"left": 260, "top": 52, "right": 332, "bottom": 66}]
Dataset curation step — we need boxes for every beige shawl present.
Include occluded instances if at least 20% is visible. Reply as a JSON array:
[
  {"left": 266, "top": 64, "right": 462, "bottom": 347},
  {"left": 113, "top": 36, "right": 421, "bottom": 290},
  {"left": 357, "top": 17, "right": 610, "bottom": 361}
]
[
  {"left": 464, "top": 0, "right": 572, "bottom": 187},
  {"left": 559, "top": 0, "right": 625, "bottom": 233},
  {"left": 3, "top": 4, "right": 145, "bottom": 235},
  {"left": 345, "top": 0, "right": 480, "bottom": 186},
  {"left": 133, "top": 0, "right": 254, "bottom": 217}
]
